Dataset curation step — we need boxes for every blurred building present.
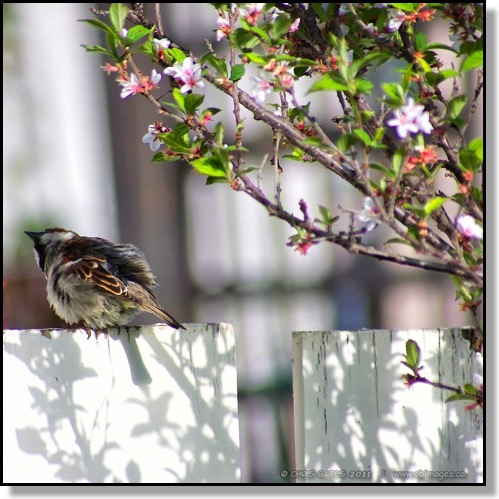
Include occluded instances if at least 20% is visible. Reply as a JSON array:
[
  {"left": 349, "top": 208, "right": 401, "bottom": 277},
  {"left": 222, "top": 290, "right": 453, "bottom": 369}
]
[{"left": 3, "top": 3, "right": 481, "bottom": 483}]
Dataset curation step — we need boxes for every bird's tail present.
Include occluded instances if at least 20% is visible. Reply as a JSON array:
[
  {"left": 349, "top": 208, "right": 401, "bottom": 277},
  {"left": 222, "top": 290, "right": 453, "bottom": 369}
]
[
  {"left": 128, "top": 282, "right": 186, "bottom": 330},
  {"left": 153, "top": 307, "right": 186, "bottom": 330}
]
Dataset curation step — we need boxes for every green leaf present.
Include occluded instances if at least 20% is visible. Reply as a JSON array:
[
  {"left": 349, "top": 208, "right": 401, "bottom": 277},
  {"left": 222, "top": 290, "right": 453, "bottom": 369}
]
[
  {"left": 461, "top": 50, "right": 483, "bottom": 72},
  {"left": 232, "top": 28, "right": 262, "bottom": 49},
  {"left": 354, "top": 78, "right": 374, "bottom": 95},
  {"left": 158, "top": 123, "right": 191, "bottom": 153},
  {"left": 449, "top": 117, "right": 465, "bottom": 128},
  {"left": 308, "top": 74, "right": 349, "bottom": 93},
  {"left": 425, "top": 69, "right": 459, "bottom": 87},
  {"left": 162, "top": 101, "right": 181, "bottom": 113},
  {"left": 417, "top": 57, "right": 432, "bottom": 73},
  {"left": 463, "top": 383, "right": 478, "bottom": 395},
  {"left": 109, "top": 3, "right": 128, "bottom": 32},
  {"left": 105, "top": 32, "right": 120, "bottom": 55},
  {"left": 225, "top": 145, "right": 249, "bottom": 152},
  {"left": 447, "top": 94, "right": 467, "bottom": 119},
  {"left": 199, "top": 53, "right": 227, "bottom": 77},
  {"left": 390, "top": 3, "right": 419, "bottom": 12},
  {"left": 438, "top": 69, "right": 460, "bottom": 80},
  {"left": 301, "top": 136, "right": 326, "bottom": 148},
  {"left": 235, "top": 166, "right": 259, "bottom": 177},
  {"left": 404, "top": 203, "right": 426, "bottom": 219},
  {"left": 378, "top": 177, "right": 387, "bottom": 195},
  {"left": 385, "top": 237, "right": 413, "bottom": 247},
  {"left": 310, "top": 3, "right": 329, "bottom": 22},
  {"left": 372, "top": 126, "right": 386, "bottom": 145},
  {"left": 81, "top": 44, "right": 116, "bottom": 57},
  {"left": 337, "top": 133, "right": 359, "bottom": 152},
  {"left": 415, "top": 32, "right": 428, "bottom": 52},
  {"left": 126, "top": 25, "right": 153, "bottom": 44},
  {"left": 353, "top": 129, "right": 372, "bottom": 146},
  {"left": 459, "top": 39, "right": 483, "bottom": 56},
  {"left": 369, "top": 162, "right": 396, "bottom": 179},
  {"left": 425, "top": 41, "right": 458, "bottom": 53},
  {"left": 347, "top": 52, "right": 381, "bottom": 79},
  {"left": 392, "top": 147, "right": 406, "bottom": 175},
  {"left": 468, "top": 138, "right": 483, "bottom": 162},
  {"left": 383, "top": 83, "right": 405, "bottom": 108},
  {"left": 151, "top": 151, "right": 182, "bottom": 163},
  {"left": 283, "top": 147, "right": 306, "bottom": 161},
  {"left": 274, "top": 54, "right": 309, "bottom": 64},
  {"left": 172, "top": 88, "right": 186, "bottom": 113},
  {"left": 248, "top": 25, "right": 272, "bottom": 45},
  {"left": 459, "top": 149, "right": 481, "bottom": 172},
  {"left": 445, "top": 393, "right": 477, "bottom": 404},
  {"left": 405, "top": 340, "right": 420, "bottom": 370},
  {"left": 184, "top": 93, "right": 205, "bottom": 114},
  {"left": 230, "top": 64, "right": 245, "bottom": 82},
  {"left": 318, "top": 205, "right": 337, "bottom": 226},
  {"left": 165, "top": 48, "right": 185, "bottom": 65},
  {"left": 160, "top": 139, "right": 191, "bottom": 155},
  {"left": 424, "top": 197, "right": 447, "bottom": 216},
  {"left": 138, "top": 40, "right": 157, "bottom": 59},
  {"left": 214, "top": 122, "right": 225, "bottom": 145},
  {"left": 244, "top": 52, "right": 268, "bottom": 65},
  {"left": 190, "top": 156, "right": 227, "bottom": 177},
  {"left": 271, "top": 14, "right": 293, "bottom": 39},
  {"left": 172, "top": 122, "right": 191, "bottom": 139},
  {"left": 81, "top": 18, "right": 118, "bottom": 37},
  {"left": 400, "top": 64, "right": 413, "bottom": 93},
  {"left": 206, "top": 176, "right": 230, "bottom": 185}
]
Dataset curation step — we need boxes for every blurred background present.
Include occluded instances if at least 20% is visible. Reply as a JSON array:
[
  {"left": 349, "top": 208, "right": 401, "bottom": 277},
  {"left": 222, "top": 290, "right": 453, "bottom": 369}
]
[{"left": 3, "top": 4, "right": 482, "bottom": 483}]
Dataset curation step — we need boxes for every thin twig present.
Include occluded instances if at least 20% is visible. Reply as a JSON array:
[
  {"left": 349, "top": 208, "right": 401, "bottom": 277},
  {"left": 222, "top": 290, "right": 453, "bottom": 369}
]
[{"left": 154, "top": 4, "right": 163, "bottom": 38}]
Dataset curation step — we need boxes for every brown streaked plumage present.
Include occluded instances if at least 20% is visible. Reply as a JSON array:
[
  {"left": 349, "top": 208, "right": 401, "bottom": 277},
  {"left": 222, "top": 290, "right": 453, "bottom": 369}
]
[{"left": 25, "top": 228, "right": 185, "bottom": 331}]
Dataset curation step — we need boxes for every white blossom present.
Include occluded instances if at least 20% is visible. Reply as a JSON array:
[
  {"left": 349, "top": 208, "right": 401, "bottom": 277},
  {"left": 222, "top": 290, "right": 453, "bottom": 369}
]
[{"left": 456, "top": 214, "right": 483, "bottom": 239}]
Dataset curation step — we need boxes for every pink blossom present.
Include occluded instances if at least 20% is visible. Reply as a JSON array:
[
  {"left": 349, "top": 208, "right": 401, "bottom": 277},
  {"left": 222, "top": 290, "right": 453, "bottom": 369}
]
[
  {"left": 250, "top": 72, "right": 273, "bottom": 102},
  {"left": 164, "top": 57, "right": 205, "bottom": 94},
  {"left": 216, "top": 16, "right": 231, "bottom": 41},
  {"left": 119, "top": 70, "right": 161, "bottom": 99},
  {"left": 153, "top": 38, "right": 171, "bottom": 50},
  {"left": 289, "top": 18, "right": 300, "bottom": 33},
  {"left": 387, "top": 97, "right": 433, "bottom": 139},
  {"left": 456, "top": 214, "right": 483, "bottom": 239},
  {"left": 101, "top": 63, "right": 121, "bottom": 75},
  {"left": 356, "top": 197, "right": 382, "bottom": 231},
  {"left": 279, "top": 73, "right": 295, "bottom": 91},
  {"left": 386, "top": 9, "right": 405, "bottom": 32},
  {"left": 239, "top": 4, "right": 265, "bottom": 25},
  {"left": 119, "top": 73, "right": 142, "bottom": 99},
  {"left": 142, "top": 122, "right": 171, "bottom": 152}
]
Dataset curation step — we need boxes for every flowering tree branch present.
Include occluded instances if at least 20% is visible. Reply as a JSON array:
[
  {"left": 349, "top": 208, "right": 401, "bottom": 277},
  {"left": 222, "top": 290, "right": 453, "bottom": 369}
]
[
  {"left": 82, "top": 3, "right": 483, "bottom": 332},
  {"left": 402, "top": 339, "right": 483, "bottom": 412}
]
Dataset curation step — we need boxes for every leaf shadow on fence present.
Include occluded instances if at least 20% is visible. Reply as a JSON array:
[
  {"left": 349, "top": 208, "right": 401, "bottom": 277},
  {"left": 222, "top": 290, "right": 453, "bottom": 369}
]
[
  {"left": 3, "top": 324, "right": 240, "bottom": 484},
  {"left": 294, "top": 329, "right": 480, "bottom": 483}
]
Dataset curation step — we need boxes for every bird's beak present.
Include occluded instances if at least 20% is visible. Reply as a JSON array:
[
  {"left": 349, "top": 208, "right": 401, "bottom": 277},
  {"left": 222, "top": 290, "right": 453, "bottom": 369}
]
[{"left": 25, "top": 231, "right": 43, "bottom": 241}]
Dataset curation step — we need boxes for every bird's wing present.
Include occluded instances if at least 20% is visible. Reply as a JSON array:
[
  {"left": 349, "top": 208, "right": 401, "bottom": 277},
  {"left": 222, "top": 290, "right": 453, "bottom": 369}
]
[
  {"left": 70, "top": 256, "right": 185, "bottom": 330},
  {"left": 71, "top": 255, "right": 128, "bottom": 296}
]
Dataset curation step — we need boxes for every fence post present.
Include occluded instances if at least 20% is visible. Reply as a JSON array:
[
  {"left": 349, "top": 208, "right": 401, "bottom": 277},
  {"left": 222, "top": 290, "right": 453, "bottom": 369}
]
[
  {"left": 292, "top": 328, "right": 483, "bottom": 483},
  {"left": 3, "top": 323, "right": 240, "bottom": 483}
]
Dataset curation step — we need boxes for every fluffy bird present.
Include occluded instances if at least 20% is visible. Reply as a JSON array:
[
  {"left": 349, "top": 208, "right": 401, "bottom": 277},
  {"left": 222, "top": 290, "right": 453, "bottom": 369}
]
[{"left": 25, "top": 228, "right": 185, "bottom": 331}]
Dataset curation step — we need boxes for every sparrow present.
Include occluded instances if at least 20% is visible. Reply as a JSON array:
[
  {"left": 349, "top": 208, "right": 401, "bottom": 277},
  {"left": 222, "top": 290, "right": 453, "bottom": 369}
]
[{"left": 25, "top": 228, "right": 186, "bottom": 331}]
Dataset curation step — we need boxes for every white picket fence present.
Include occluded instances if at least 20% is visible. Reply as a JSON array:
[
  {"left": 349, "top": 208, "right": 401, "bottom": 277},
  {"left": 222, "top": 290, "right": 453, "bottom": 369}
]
[
  {"left": 3, "top": 323, "right": 240, "bottom": 483},
  {"left": 3, "top": 325, "right": 483, "bottom": 483},
  {"left": 292, "top": 328, "right": 483, "bottom": 483}
]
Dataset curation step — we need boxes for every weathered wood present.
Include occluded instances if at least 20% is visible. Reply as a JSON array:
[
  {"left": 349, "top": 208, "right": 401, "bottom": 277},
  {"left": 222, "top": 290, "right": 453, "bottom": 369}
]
[
  {"left": 3, "top": 323, "right": 240, "bottom": 483},
  {"left": 292, "top": 328, "right": 483, "bottom": 483}
]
